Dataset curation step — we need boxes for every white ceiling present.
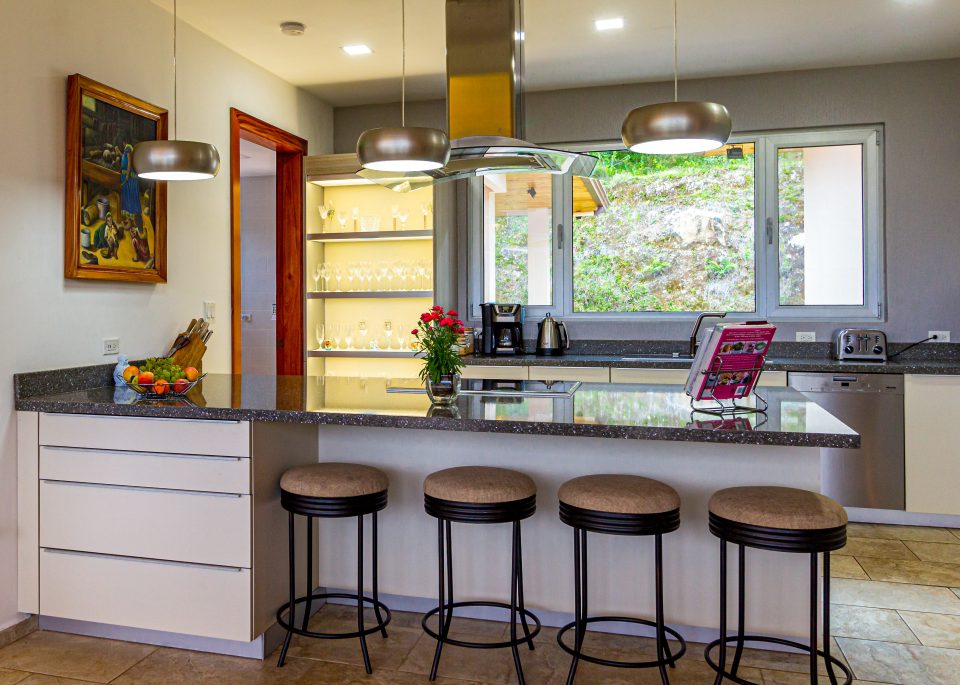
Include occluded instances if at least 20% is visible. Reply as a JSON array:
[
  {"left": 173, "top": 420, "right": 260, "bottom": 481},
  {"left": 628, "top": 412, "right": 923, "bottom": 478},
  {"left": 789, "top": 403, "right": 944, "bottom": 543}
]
[
  {"left": 239, "top": 138, "right": 276, "bottom": 177},
  {"left": 161, "top": 0, "right": 960, "bottom": 107}
]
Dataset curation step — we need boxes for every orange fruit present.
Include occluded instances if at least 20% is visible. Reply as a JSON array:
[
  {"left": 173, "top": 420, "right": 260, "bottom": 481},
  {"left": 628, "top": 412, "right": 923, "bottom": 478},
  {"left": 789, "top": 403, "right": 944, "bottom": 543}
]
[
  {"left": 183, "top": 367, "right": 200, "bottom": 382},
  {"left": 122, "top": 366, "right": 139, "bottom": 383}
]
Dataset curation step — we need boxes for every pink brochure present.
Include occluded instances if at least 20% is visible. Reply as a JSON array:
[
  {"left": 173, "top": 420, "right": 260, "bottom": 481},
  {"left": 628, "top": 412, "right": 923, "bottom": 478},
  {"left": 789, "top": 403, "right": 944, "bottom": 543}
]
[{"left": 686, "top": 323, "right": 777, "bottom": 401}]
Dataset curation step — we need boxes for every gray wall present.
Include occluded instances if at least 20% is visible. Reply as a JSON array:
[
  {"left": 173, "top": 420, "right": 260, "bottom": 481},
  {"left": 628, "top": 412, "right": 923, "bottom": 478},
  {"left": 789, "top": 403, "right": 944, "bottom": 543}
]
[
  {"left": 334, "top": 59, "right": 960, "bottom": 343},
  {"left": 240, "top": 176, "right": 277, "bottom": 374}
]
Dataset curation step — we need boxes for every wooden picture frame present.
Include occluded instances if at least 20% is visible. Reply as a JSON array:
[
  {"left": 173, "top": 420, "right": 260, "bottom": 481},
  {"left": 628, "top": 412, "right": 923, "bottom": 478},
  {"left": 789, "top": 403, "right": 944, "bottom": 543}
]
[{"left": 65, "top": 74, "right": 168, "bottom": 282}]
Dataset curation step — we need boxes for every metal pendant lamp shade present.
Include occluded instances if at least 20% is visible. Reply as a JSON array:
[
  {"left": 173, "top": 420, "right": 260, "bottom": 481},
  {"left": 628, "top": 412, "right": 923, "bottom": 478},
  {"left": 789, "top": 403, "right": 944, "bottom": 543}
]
[
  {"left": 132, "top": 0, "right": 219, "bottom": 181},
  {"left": 357, "top": 0, "right": 450, "bottom": 172},
  {"left": 133, "top": 140, "right": 220, "bottom": 180},
  {"left": 358, "top": 127, "right": 449, "bottom": 171},
  {"left": 621, "top": 0, "right": 731, "bottom": 155},
  {"left": 621, "top": 101, "right": 731, "bottom": 154}
]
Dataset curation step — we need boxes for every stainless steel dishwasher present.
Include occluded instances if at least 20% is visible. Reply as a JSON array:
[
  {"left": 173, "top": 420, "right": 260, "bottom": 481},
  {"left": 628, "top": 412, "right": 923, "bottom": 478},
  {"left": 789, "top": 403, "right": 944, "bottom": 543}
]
[{"left": 788, "top": 372, "right": 905, "bottom": 510}]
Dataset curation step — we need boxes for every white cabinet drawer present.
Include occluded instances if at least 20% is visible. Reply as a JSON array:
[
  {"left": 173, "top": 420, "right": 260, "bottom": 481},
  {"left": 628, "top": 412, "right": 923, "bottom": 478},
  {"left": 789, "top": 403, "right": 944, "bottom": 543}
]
[
  {"left": 756, "top": 371, "right": 787, "bottom": 387},
  {"left": 461, "top": 365, "right": 528, "bottom": 380},
  {"left": 40, "top": 480, "right": 251, "bottom": 568},
  {"left": 528, "top": 366, "right": 610, "bottom": 383},
  {"left": 40, "top": 548, "right": 251, "bottom": 642},
  {"left": 40, "top": 446, "right": 249, "bottom": 494},
  {"left": 611, "top": 368, "right": 690, "bottom": 385},
  {"left": 39, "top": 413, "right": 249, "bottom": 458}
]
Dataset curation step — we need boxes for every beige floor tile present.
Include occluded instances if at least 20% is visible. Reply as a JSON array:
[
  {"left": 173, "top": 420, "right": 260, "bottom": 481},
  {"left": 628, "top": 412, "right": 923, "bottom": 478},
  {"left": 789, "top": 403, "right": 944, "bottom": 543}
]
[
  {"left": 951, "top": 529, "right": 960, "bottom": 542},
  {"left": 830, "top": 604, "right": 919, "bottom": 644},
  {"left": 953, "top": 588, "right": 960, "bottom": 601},
  {"left": 858, "top": 557, "right": 960, "bottom": 588},
  {"left": 838, "top": 537, "right": 918, "bottom": 560},
  {"left": 847, "top": 523, "right": 959, "bottom": 544},
  {"left": 832, "top": 578, "right": 960, "bottom": 614},
  {"left": 831, "top": 555, "right": 869, "bottom": 580},
  {"left": 905, "top": 541, "right": 960, "bottom": 564},
  {"left": 758, "top": 669, "right": 872, "bottom": 685},
  {"left": 0, "top": 631, "right": 154, "bottom": 684},
  {"left": 16, "top": 676, "right": 101, "bottom": 685},
  {"left": 291, "top": 660, "right": 482, "bottom": 684},
  {"left": 111, "top": 647, "right": 316, "bottom": 685},
  {"left": 397, "top": 629, "right": 517, "bottom": 684},
  {"left": 0, "top": 669, "right": 28, "bottom": 685},
  {"left": 898, "top": 611, "right": 960, "bottom": 649},
  {"left": 285, "top": 612, "right": 423, "bottom": 671},
  {"left": 836, "top": 636, "right": 960, "bottom": 685}
]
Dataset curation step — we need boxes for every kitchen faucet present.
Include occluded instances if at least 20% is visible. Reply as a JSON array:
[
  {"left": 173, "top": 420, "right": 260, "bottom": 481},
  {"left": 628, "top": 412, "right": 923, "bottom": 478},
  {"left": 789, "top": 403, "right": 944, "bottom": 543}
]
[{"left": 688, "top": 312, "right": 727, "bottom": 356}]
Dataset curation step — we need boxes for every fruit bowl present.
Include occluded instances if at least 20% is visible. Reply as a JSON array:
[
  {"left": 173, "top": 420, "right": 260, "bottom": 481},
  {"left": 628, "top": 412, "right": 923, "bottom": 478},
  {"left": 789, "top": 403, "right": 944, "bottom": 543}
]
[{"left": 121, "top": 374, "right": 206, "bottom": 399}]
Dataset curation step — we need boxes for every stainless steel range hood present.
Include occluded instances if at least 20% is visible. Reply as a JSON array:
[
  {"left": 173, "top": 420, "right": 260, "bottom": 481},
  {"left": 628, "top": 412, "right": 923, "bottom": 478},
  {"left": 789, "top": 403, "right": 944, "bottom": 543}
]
[{"left": 358, "top": 0, "right": 597, "bottom": 190}]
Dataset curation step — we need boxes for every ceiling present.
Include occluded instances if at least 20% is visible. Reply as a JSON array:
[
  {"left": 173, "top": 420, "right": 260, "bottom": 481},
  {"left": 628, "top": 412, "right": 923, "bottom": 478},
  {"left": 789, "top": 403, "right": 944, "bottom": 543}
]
[
  {"left": 239, "top": 138, "right": 276, "bottom": 177},
  {"left": 159, "top": 0, "right": 960, "bottom": 107}
]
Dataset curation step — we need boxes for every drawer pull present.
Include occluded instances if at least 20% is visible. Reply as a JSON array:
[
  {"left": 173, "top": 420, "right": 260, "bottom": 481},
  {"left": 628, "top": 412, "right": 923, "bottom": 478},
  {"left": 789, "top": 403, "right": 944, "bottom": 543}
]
[
  {"left": 41, "top": 479, "right": 243, "bottom": 498},
  {"left": 41, "top": 547, "right": 244, "bottom": 572}
]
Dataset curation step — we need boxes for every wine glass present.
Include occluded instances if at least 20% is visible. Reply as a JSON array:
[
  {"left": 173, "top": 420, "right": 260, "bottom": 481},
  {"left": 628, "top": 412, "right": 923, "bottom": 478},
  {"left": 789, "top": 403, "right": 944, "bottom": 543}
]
[
  {"left": 318, "top": 205, "right": 330, "bottom": 231},
  {"left": 421, "top": 202, "right": 432, "bottom": 230},
  {"left": 391, "top": 262, "right": 405, "bottom": 290},
  {"left": 398, "top": 210, "right": 409, "bottom": 229},
  {"left": 333, "top": 264, "right": 343, "bottom": 291},
  {"left": 352, "top": 207, "right": 360, "bottom": 231},
  {"left": 347, "top": 262, "right": 360, "bottom": 291},
  {"left": 337, "top": 214, "right": 348, "bottom": 231},
  {"left": 343, "top": 325, "right": 354, "bottom": 350},
  {"left": 315, "top": 323, "right": 325, "bottom": 350},
  {"left": 330, "top": 323, "right": 343, "bottom": 350},
  {"left": 396, "top": 331, "right": 406, "bottom": 353},
  {"left": 414, "top": 260, "right": 428, "bottom": 289},
  {"left": 383, "top": 321, "right": 393, "bottom": 350},
  {"left": 320, "top": 262, "right": 332, "bottom": 291},
  {"left": 358, "top": 320, "right": 368, "bottom": 348},
  {"left": 391, "top": 205, "right": 400, "bottom": 231},
  {"left": 313, "top": 263, "right": 321, "bottom": 292}
]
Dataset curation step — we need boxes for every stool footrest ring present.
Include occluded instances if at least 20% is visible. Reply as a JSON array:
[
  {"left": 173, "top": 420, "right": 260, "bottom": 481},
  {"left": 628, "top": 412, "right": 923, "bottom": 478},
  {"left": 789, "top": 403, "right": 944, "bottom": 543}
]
[
  {"left": 276, "top": 592, "right": 391, "bottom": 640},
  {"left": 556, "top": 616, "right": 686, "bottom": 669},
  {"left": 704, "top": 635, "right": 852, "bottom": 685},
  {"left": 421, "top": 601, "right": 541, "bottom": 649}
]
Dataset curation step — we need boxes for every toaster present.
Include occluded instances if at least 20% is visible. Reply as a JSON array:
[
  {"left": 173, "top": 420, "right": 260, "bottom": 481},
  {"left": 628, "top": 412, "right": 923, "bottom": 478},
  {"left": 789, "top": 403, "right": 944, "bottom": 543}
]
[{"left": 833, "top": 329, "right": 888, "bottom": 361}]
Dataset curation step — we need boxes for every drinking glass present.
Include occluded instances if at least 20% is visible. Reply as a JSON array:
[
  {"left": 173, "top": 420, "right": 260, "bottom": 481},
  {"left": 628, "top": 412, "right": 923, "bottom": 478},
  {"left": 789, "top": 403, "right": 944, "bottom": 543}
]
[
  {"left": 358, "top": 320, "right": 368, "bottom": 348},
  {"left": 421, "top": 202, "right": 432, "bottom": 229},
  {"left": 337, "top": 214, "right": 348, "bottom": 231},
  {"left": 343, "top": 325, "right": 354, "bottom": 350},
  {"left": 320, "top": 262, "right": 332, "bottom": 291},
  {"left": 347, "top": 263, "right": 361, "bottom": 291},
  {"left": 375, "top": 263, "right": 388, "bottom": 289},
  {"left": 398, "top": 210, "right": 409, "bottom": 229},
  {"left": 396, "top": 332, "right": 406, "bottom": 352},
  {"left": 414, "top": 261, "right": 428, "bottom": 289},
  {"left": 318, "top": 205, "right": 330, "bottom": 231},
  {"left": 315, "top": 323, "right": 324, "bottom": 350},
  {"left": 313, "top": 263, "right": 321, "bottom": 292},
  {"left": 333, "top": 265, "right": 343, "bottom": 291},
  {"left": 391, "top": 205, "right": 400, "bottom": 231},
  {"left": 391, "top": 262, "right": 405, "bottom": 290},
  {"left": 383, "top": 321, "right": 393, "bottom": 350},
  {"left": 330, "top": 323, "right": 343, "bottom": 350},
  {"left": 352, "top": 207, "right": 360, "bottom": 231}
]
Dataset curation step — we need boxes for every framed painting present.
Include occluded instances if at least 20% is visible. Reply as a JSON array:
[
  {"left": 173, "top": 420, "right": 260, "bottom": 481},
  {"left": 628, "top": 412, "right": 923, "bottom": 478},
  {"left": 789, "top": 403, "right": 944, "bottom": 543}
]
[{"left": 65, "top": 74, "right": 168, "bottom": 282}]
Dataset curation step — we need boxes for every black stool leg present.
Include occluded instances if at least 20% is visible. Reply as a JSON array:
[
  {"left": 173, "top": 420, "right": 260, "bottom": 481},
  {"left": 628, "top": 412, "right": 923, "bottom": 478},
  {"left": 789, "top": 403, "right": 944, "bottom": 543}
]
[
  {"left": 515, "top": 522, "right": 534, "bottom": 650},
  {"left": 824, "top": 552, "right": 839, "bottom": 685},
  {"left": 357, "top": 515, "right": 372, "bottom": 674},
  {"left": 302, "top": 516, "right": 313, "bottom": 632},
  {"left": 565, "top": 527, "right": 582, "bottom": 685},
  {"left": 654, "top": 533, "right": 671, "bottom": 685},
  {"left": 372, "top": 511, "right": 388, "bottom": 639},
  {"left": 429, "top": 518, "right": 448, "bottom": 681},
  {"left": 809, "top": 552, "right": 818, "bottom": 685},
  {"left": 509, "top": 520, "right": 527, "bottom": 685},
  {"left": 712, "top": 538, "right": 727, "bottom": 685},
  {"left": 730, "top": 544, "right": 747, "bottom": 678},
  {"left": 277, "top": 511, "right": 296, "bottom": 667}
]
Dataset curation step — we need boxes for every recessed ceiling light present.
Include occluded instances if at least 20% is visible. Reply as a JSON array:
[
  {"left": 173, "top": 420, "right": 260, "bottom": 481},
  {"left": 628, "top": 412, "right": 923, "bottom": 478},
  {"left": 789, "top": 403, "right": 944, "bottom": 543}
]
[
  {"left": 280, "top": 21, "right": 306, "bottom": 36},
  {"left": 342, "top": 44, "right": 373, "bottom": 56},
  {"left": 595, "top": 17, "right": 624, "bottom": 31}
]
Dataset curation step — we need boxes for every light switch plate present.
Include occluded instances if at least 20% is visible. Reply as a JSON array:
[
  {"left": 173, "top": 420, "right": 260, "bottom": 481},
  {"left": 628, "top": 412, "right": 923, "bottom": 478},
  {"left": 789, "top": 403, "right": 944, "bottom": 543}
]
[
  {"left": 795, "top": 332, "right": 816, "bottom": 342},
  {"left": 929, "top": 330, "right": 950, "bottom": 343},
  {"left": 203, "top": 301, "right": 216, "bottom": 322},
  {"left": 102, "top": 338, "right": 119, "bottom": 355}
]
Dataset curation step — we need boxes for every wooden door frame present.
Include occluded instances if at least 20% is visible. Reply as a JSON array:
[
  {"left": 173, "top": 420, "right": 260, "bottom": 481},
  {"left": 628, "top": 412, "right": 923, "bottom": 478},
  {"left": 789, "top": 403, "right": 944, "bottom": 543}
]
[{"left": 230, "top": 108, "right": 307, "bottom": 376}]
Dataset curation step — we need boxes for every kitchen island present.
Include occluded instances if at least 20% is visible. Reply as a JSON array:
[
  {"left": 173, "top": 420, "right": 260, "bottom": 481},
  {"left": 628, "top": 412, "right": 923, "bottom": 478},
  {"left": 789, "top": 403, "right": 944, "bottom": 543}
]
[{"left": 15, "top": 371, "right": 857, "bottom": 658}]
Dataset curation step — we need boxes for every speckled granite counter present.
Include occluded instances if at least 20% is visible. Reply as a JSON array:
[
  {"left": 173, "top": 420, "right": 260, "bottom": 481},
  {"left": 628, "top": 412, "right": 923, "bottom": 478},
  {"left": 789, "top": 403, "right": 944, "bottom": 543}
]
[{"left": 15, "top": 372, "right": 858, "bottom": 448}]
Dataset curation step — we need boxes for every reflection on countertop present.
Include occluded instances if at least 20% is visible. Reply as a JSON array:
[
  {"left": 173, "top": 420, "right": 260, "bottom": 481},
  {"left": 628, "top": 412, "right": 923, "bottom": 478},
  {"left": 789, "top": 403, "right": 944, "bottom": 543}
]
[{"left": 14, "top": 373, "right": 858, "bottom": 448}]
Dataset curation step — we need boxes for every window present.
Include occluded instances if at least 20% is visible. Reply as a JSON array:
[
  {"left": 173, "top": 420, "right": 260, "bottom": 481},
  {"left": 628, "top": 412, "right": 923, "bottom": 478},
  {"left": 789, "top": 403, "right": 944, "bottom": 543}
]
[{"left": 468, "top": 127, "right": 883, "bottom": 322}]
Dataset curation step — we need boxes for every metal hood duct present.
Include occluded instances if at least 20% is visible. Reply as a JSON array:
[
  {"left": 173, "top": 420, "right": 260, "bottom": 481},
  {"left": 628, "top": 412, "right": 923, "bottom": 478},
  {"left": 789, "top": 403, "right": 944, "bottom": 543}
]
[{"left": 358, "top": 0, "right": 597, "bottom": 190}]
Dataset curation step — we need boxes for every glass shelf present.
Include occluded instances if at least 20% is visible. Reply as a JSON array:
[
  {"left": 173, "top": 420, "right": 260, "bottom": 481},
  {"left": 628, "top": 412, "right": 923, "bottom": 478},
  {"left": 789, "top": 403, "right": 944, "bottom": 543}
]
[
  {"left": 307, "top": 290, "right": 432, "bottom": 299},
  {"left": 307, "top": 229, "right": 432, "bottom": 242},
  {"left": 308, "top": 350, "right": 418, "bottom": 358}
]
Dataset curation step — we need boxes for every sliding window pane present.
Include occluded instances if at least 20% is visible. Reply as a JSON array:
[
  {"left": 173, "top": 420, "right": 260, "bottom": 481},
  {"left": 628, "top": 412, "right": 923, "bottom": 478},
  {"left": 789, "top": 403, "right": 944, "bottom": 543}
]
[
  {"left": 572, "top": 146, "right": 756, "bottom": 313},
  {"left": 482, "top": 173, "right": 553, "bottom": 305},
  {"left": 777, "top": 145, "right": 864, "bottom": 306}
]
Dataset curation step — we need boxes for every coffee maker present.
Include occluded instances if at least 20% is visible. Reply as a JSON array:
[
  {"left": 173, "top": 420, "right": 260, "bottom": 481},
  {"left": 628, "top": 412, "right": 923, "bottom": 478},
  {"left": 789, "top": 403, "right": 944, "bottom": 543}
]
[{"left": 480, "top": 303, "right": 525, "bottom": 355}]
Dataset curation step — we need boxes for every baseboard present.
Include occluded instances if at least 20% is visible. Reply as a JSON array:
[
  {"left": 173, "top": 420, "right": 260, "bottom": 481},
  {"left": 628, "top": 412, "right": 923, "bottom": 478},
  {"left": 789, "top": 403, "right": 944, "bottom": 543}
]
[
  {"left": 0, "top": 615, "right": 38, "bottom": 649},
  {"left": 847, "top": 507, "right": 960, "bottom": 527}
]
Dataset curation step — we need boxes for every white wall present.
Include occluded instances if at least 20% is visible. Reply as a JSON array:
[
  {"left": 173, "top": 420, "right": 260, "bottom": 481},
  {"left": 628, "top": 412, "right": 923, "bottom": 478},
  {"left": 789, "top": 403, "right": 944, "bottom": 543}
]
[{"left": 0, "top": 0, "right": 333, "bottom": 630}]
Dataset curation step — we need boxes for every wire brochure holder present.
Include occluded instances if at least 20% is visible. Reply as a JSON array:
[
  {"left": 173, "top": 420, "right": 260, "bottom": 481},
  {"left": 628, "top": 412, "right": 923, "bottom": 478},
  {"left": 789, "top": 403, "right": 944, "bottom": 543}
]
[{"left": 689, "top": 355, "right": 768, "bottom": 417}]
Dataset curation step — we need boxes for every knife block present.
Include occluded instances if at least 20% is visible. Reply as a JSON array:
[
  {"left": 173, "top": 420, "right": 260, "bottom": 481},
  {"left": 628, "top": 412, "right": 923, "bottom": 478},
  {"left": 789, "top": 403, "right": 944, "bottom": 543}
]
[{"left": 170, "top": 332, "right": 207, "bottom": 373}]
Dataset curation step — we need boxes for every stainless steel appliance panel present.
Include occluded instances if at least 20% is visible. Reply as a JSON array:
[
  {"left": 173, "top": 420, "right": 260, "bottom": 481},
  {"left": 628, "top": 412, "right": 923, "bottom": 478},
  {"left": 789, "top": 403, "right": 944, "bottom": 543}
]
[{"left": 788, "top": 372, "right": 904, "bottom": 510}]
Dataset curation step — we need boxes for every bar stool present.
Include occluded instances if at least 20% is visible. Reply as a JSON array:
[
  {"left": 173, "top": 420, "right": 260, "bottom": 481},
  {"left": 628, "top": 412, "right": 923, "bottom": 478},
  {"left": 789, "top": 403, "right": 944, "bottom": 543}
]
[
  {"left": 557, "top": 474, "right": 686, "bottom": 685},
  {"left": 276, "top": 463, "right": 391, "bottom": 674},
  {"left": 705, "top": 486, "right": 853, "bottom": 685},
  {"left": 422, "top": 466, "right": 541, "bottom": 684}
]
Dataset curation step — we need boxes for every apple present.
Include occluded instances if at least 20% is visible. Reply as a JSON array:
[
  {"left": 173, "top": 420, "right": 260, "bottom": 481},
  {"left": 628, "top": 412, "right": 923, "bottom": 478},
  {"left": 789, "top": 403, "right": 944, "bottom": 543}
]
[
  {"left": 183, "top": 366, "right": 200, "bottom": 382},
  {"left": 122, "top": 366, "right": 139, "bottom": 384},
  {"left": 173, "top": 378, "right": 189, "bottom": 394},
  {"left": 153, "top": 379, "right": 169, "bottom": 396},
  {"left": 138, "top": 371, "right": 155, "bottom": 386}
]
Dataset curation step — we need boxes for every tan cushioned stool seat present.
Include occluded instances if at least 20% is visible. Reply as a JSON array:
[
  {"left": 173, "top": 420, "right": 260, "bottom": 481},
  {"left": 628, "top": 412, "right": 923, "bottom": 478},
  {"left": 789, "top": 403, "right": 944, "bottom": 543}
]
[
  {"left": 709, "top": 486, "right": 847, "bottom": 530},
  {"left": 280, "top": 463, "right": 388, "bottom": 499},
  {"left": 559, "top": 475, "right": 680, "bottom": 515},
  {"left": 424, "top": 466, "right": 536, "bottom": 504}
]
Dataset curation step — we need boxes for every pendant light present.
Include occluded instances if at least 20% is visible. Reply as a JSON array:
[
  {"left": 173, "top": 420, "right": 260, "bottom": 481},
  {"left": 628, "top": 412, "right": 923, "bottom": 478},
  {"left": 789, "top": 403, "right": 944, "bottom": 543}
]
[
  {"left": 620, "top": 0, "right": 731, "bottom": 155},
  {"left": 356, "top": 0, "right": 450, "bottom": 172},
  {"left": 133, "top": 0, "right": 220, "bottom": 180}
]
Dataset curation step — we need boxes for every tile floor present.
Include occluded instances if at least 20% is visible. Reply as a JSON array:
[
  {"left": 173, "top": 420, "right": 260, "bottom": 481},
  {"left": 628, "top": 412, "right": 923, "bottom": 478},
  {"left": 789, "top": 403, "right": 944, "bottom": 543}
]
[{"left": 1, "top": 522, "right": 958, "bottom": 684}]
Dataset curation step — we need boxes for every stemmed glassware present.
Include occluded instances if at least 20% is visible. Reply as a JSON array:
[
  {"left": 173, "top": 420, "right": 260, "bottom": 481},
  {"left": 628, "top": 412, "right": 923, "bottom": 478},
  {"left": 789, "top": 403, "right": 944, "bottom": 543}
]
[
  {"left": 398, "top": 210, "right": 409, "bottom": 229},
  {"left": 352, "top": 207, "right": 360, "bottom": 231},
  {"left": 333, "top": 264, "right": 343, "bottom": 291},
  {"left": 319, "top": 262, "right": 332, "bottom": 291},
  {"left": 330, "top": 323, "right": 343, "bottom": 350},
  {"left": 319, "top": 204, "right": 332, "bottom": 231},
  {"left": 421, "top": 202, "right": 432, "bottom": 230},
  {"left": 313, "top": 263, "right": 321, "bottom": 292},
  {"left": 337, "top": 214, "right": 348, "bottom": 231},
  {"left": 315, "top": 323, "right": 325, "bottom": 350},
  {"left": 358, "top": 320, "right": 368, "bottom": 349},
  {"left": 383, "top": 320, "right": 393, "bottom": 350},
  {"left": 343, "top": 325, "right": 354, "bottom": 350},
  {"left": 391, "top": 205, "right": 400, "bottom": 231}
]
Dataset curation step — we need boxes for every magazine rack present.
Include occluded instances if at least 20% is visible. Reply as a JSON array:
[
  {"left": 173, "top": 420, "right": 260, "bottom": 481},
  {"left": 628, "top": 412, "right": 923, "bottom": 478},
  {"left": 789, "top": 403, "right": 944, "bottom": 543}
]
[{"left": 689, "top": 355, "right": 768, "bottom": 417}]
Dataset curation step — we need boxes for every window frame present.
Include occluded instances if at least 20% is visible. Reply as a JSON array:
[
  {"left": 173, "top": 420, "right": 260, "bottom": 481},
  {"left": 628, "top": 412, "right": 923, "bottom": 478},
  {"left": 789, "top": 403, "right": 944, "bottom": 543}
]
[{"left": 467, "top": 126, "right": 884, "bottom": 323}]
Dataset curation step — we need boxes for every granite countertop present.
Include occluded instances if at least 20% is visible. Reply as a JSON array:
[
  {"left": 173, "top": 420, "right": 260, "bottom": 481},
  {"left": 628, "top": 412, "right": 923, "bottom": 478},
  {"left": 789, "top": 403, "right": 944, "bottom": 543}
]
[{"left": 14, "top": 372, "right": 858, "bottom": 448}]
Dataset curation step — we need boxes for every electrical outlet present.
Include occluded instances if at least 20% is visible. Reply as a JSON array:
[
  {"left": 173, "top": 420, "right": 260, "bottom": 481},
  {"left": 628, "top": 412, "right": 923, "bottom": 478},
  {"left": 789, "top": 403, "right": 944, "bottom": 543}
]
[
  {"left": 203, "top": 301, "right": 216, "bottom": 322},
  {"left": 929, "top": 330, "right": 951, "bottom": 343},
  {"left": 102, "top": 338, "right": 120, "bottom": 355},
  {"left": 795, "top": 332, "right": 816, "bottom": 343}
]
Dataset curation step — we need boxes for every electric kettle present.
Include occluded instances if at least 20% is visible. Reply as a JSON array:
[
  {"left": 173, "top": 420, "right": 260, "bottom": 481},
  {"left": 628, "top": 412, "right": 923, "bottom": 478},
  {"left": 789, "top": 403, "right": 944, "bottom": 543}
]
[{"left": 536, "top": 313, "right": 569, "bottom": 356}]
